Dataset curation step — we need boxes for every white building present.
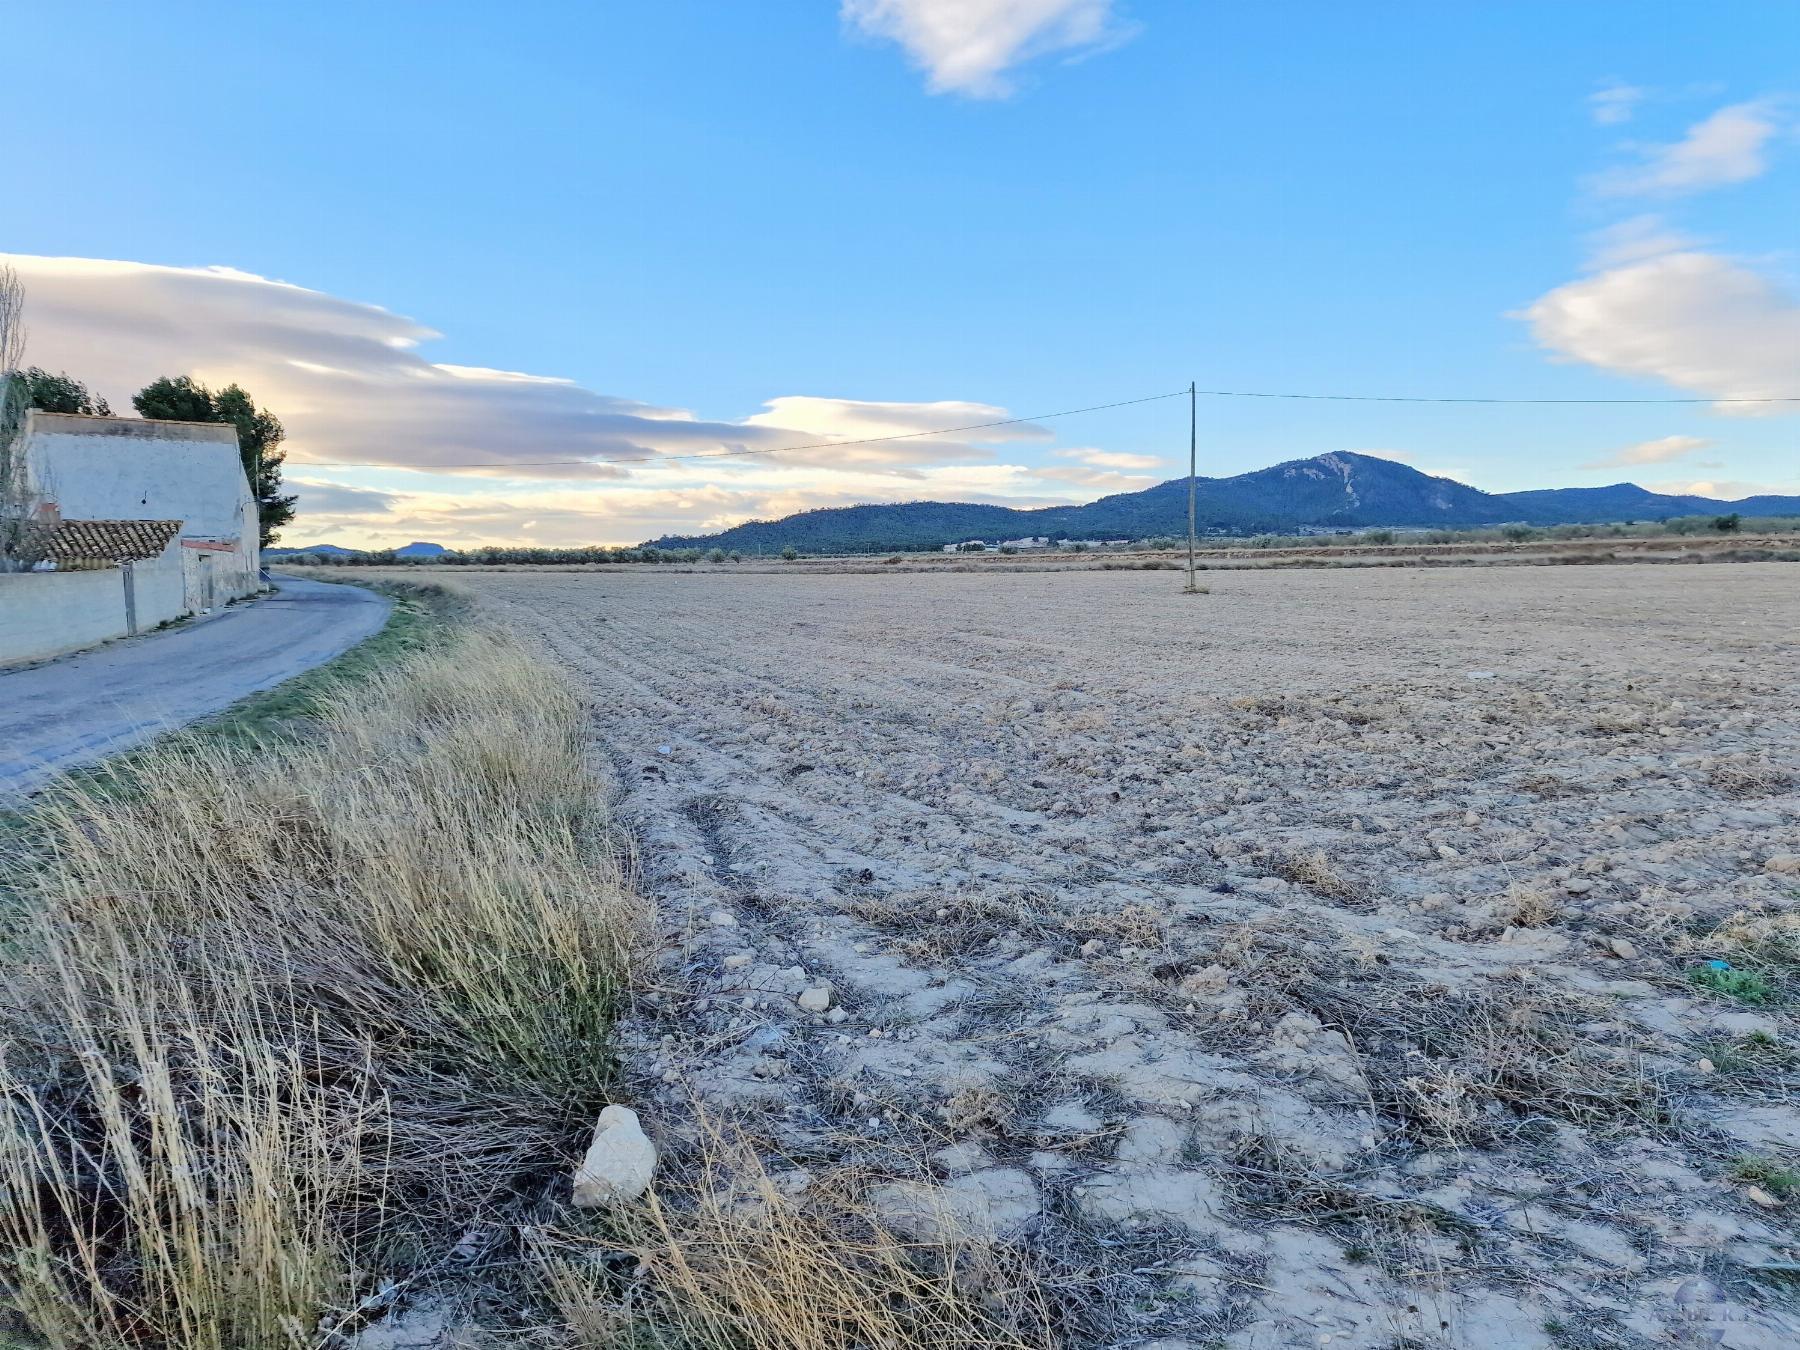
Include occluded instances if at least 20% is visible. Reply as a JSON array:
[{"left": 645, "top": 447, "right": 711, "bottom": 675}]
[{"left": 0, "top": 412, "right": 262, "bottom": 665}]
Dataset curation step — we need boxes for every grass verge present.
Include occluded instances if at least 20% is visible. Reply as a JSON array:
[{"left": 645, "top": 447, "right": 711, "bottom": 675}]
[{"left": 0, "top": 581, "right": 642, "bottom": 1348}]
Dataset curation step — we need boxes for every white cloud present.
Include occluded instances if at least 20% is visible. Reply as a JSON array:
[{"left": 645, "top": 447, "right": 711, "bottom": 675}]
[
  {"left": 0, "top": 254, "right": 1067, "bottom": 484},
  {"left": 1520, "top": 250, "right": 1800, "bottom": 412},
  {"left": 841, "top": 0, "right": 1131, "bottom": 97},
  {"left": 740, "top": 394, "right": 1048, "bottom": 471},
  {"left": 288, "top": 479, "right": 400, "bottom": 515},
  {"left": 1645, "top": 478, "right": 1795, "bottom": 501},
  {"left": 1580, "top": 434, "right": 1712, "bottom": 469},
  {"left": 1595, "top": 100, "right": 1784, "bottom": 197},
  {"left": 3, "top": 255, "right": 816, "bottom": 479},
  {"left": 1589, "top": 81, "right": 1646, "bottom": 126},
  {"left": 1583, "top": 214, "right": 1698, "bottom": 269},
  {"left": 1052, "top": 446, "right": 1164, "bottom": 469},
  {"left": 1032, "top": 464, "right": 1157, "bottom": 493},
  {"left": 2, "top": 252, "right": 1135, "bottom": 548}
]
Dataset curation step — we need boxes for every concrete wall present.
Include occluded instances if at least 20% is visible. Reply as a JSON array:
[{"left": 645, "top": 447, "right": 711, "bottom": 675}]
[
  {"left": 22, "top": 412, "right": 262, "bottom": 605},
  {"left": 0, "top": 553, "right": 187, "bottom": 667}
]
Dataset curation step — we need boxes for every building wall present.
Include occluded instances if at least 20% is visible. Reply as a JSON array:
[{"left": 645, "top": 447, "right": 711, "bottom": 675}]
[
  {"left": 0, "top": 552, "right": 187, "bottom": 667},
  {"left": 22, "top": 412, "right": 261, "bottom": 604}
]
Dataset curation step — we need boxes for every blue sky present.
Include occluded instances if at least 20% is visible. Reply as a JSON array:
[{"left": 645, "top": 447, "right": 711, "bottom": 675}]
[{"left": 4, "top": 1, "right": 1797, "bottom": 546}]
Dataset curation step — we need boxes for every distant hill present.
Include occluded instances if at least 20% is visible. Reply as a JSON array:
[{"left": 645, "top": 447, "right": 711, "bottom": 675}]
[
  {"left": 649, "top": 452, "right": 1800, "bottom": 554},
  {"left": 266, "top": 540, "right": 448, "bottom": 558},
  {"left": 266, "top": 543, "right": 361, "bottom": 557}
]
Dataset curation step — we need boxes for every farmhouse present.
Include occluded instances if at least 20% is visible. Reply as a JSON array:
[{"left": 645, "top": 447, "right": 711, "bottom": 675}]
[{"left": 0, "top": 412, "right": 261, "bottom": 665}]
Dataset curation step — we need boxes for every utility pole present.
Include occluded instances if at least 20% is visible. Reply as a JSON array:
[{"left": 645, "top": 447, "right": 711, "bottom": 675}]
[{"left": 1184, "top": 380, "right": 1200, "bottom": 594}]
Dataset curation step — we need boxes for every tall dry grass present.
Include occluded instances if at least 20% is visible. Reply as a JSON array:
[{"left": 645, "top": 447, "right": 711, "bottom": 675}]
[
  {"left": 534, "top": 1125, "right": 1053, "bottom": 1350},
  {"left": 0, "top": 623, "right": 642, "bottom": 1348}
]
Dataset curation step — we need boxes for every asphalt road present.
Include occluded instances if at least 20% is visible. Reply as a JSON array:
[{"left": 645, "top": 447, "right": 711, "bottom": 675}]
[{"left": 0, "top": 574, "right": 391, "bottom": 797}]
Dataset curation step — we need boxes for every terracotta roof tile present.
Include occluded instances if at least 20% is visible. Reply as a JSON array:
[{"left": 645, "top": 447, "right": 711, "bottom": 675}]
[{"left": 15, "top": 519, "right": 183, "bottom": 565}]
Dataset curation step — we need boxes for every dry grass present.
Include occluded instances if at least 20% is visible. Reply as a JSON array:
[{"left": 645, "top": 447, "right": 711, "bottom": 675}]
[
  {"left": 0, "top": 621, "right": 643, "bottom": 1348},
  {"left": 1703, "top": 756, "right": 1795, "bottom": 800},
  {"left": 1270, "top": 849, "right": 1369, "bottom": 905},
  {"left": 1498, "top": 882, "right": 1562, "bottom": 929},
  {"left": 1226, "top": 924, "right": 1665, "bottom": 1147},
  {"left": 535, "top": 1124, "right": 1053, "bottom": 1349}
]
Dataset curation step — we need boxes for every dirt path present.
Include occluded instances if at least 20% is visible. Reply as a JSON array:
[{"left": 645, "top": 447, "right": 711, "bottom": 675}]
[
  {"left": 465, "top": 563, "right": 1800, "bottom": 1348},
  {"left": 0, "top": 574, "right": 390, "bottom": 796}
]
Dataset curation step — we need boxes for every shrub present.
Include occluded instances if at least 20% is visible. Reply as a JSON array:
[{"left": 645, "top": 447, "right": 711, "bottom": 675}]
[
  {"left": 1689, "top": 964, "right": 1775, "bottom": 1004},
  {"left": 780, "top": 545, "right": 798, "bottom": 561}
]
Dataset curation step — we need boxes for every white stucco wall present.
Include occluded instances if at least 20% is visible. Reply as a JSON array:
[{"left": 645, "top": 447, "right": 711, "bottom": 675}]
[
  {"left": 22, "top": 412, "right": 262, "bottom": 605},
  {"left": 0, "top": 554, "right": 188, "bottom": 667}
]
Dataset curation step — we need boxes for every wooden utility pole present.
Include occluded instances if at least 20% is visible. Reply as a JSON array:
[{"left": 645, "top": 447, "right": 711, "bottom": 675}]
[{"left": 1184, "top": 380, "right": 1200, "bottom": 593}]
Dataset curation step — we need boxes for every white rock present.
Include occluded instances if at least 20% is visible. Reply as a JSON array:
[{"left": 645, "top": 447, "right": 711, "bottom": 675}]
[
  {"left": 722, "top": 951, "right": 752, "bottom": 969},
  {"left": 1608, "top": 937, "right": 1639, "bottom": 960},
  {"left": 1745, "top": 1185, "right": 1781, "bottom": 1209},
  {"left": 797, "top": 985, "right": 833, "bottom": 1013},
  {"left": 709, "top": 910, "right": 738, "bottom": 927},
  {"left": 573, "top": 1105, "right": 657, "bottom": 1207},
  {"left": 1764, "top": 854, "right": 1800, "bottom": 874},
  {"left": 826, "top": 1006, "right": 849, "bottom": 1024}
]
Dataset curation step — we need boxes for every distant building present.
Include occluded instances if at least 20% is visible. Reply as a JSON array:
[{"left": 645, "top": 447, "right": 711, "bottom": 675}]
[
  {"left": 1, "top": 413, "right": 262, "bottom": 665},
  {"left": 1001, "top": 536, "right": 1049, "bottom": 550}
]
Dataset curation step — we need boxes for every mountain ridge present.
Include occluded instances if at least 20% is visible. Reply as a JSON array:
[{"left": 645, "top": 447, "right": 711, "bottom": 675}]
[{"left": 648, "top": 452, "right": 1798, "bottom": 553}]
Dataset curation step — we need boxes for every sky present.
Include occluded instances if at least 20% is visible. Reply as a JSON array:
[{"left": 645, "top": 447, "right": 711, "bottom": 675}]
[{"left": 2, "top": 0, "right": 1797, "bottom": 548}]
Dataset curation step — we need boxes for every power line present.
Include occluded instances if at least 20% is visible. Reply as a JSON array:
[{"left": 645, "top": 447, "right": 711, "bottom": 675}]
[
  {"left": 297, "top": 390, "right": 1190, "bottom": 472},
  {"left": 1197, "top": 388, "right": 1800, "bottom": 405},
  {"left": 293, "top": 381, "right": 1798, "bottom": 477}
]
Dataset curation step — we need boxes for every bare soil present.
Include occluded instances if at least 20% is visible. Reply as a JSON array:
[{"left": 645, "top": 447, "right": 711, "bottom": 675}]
[{"left": 457, "top": 563, "right": 1800, "bottom": 1348}]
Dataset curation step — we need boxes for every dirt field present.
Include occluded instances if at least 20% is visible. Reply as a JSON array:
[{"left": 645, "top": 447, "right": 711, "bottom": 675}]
[{"left": 460, "top": 563, "right": 1800, "bottom": 1348}]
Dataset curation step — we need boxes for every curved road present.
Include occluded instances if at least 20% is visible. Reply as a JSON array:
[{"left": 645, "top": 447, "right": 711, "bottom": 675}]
[{"left": 0, "top": 574, "right": 390, "bottom": 797}]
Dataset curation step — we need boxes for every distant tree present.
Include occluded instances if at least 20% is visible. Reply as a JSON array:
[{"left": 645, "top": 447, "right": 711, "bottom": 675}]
[
  {"left": 781, "top": 544, "right": 798, "bottom": 561},
  {"left": 1712, "top": 513, "right": 1741, "bottom": 533},
  {"left": 133, "top": 376, "right": 297, "bottom": 547},
  {"left": 17, "top": 367, "right": 112, "bottom": 416}
]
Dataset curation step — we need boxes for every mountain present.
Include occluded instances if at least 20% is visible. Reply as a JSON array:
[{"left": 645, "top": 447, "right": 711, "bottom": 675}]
[
  {"left": 648, "top": 452, "right": 1800, "bottom": 554},
  {"left": 265, "top": 540, "right": 448, "bottom": 558},
  {"left": 265, "top": 542, "right": 362, "bottom": 557}
]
